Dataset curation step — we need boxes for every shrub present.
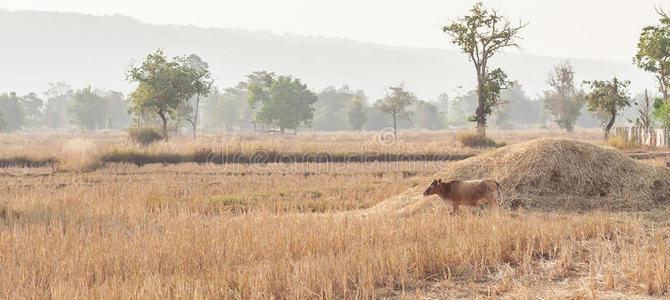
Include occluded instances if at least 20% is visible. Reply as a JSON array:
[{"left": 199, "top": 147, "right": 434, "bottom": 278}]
[
  {"left": 456, "top": 131, "right": 505, "bottom": 148},
  {"left": 606, "top": 134, "right": 637, "bottom": 150},
  {"left": 128, "top": 127, "right": 163, "bottom": 146}
]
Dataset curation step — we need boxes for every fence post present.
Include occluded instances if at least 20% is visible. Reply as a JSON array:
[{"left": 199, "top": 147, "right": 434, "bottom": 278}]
[
  {"left": 653, "top": 128, "right": 657, "bottom": 148},
  {"left": 631, "top": 126, "right": 644, "bottom": 144},
  {"left": 662, "top": 128, "right": 665, "bottom": 147}
]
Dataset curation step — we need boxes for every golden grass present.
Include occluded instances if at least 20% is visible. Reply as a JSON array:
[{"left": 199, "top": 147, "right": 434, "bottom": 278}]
[
  {"left": 59, "top": 138, "right": 102, "bottom": 171},
  {"left": 606, "top": 134, "right": 639, "bottom": 150},
  {"left": 1, "top": 131, "right": 669, "bottom": 298},
  {"left": 455, "top": 130, "right": 504, "bottom": 148},
  {"left": 1, "top": 197, "right": 669, "bottom": 298}
]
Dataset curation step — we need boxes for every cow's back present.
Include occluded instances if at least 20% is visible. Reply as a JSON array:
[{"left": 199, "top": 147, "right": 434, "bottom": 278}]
[{"left": 450, "top": 180, "right": 497, "bottom": 205}]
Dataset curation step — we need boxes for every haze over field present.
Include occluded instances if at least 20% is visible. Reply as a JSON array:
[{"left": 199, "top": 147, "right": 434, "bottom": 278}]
[{"left": 0, "top": 6, "right": 659, "bottom": 100}]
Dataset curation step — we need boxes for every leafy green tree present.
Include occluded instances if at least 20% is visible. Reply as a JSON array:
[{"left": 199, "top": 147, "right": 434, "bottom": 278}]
[
  {"left": 312, "top": 86, "right": 368, "bottom": 131},
  {"left": 543, "top": 62, "right": 585, "bottom": 132},
  {"left": 493, "top": 100, "right": 512, "bottom": 129},
  {"left": 363, "top": 107, "right": 388, "bottom": 131},
  {"left": 653, "top": 97, "right": 670, "bottom": 128},
  {"left": 374, "top": 84, "right": 416, "bottom": 137},
  {"left": 414, "top": 100, "right": 444, "bottom": 130},
  {"left": 493, "top": 82, "right": 542, "bottom": 129},
  {"left": 436, "top": 93, "right": 450, "bottom": 117},
  {"left": 183, "top": 54, "right": 214, "bottom": 138},
  {"left": 68, "top": 86, "right": 108, "bottom": 130},
  {"left": 313, "top": 86, "right": 349, "bottom": 131},
  {"left": 102, "top": 90, "right": 130, "bottom": 129},
  {"left": 127, "top": 49, "right": 197, "bottom": 139},
  {"left": 583, "top": 77, "right": 631, "bottom": 139},
  {"left": 634, "top": 8, "right": 670, "bottom": 102},
  {"left": 19, "top": 92, "right": 43, "bottom": 129},
  {"left": 219, "top": 86, "right": 250, "bottom": 131},
  {"left": 443, "top": 2, "right": 525, "bottom": 136},
  {"left": 346, "top": 95, "right": 368, "bottom": 131},
  {"left": 42, "top": 81, "right": 73, "bottom": 130},
  {"left": 0, "top": 92, "right": 24, "bottom": 132},
  {"left": 246, "top": 71, "right": 318, "bottom": 134},
  {"left": 504, "top": 82, "right": 542, "bottom": 127},
  {"left": 202, "top": 84, "right": 251, "bottom": 131},
  {"left": 447, "top": 90, "right": 478, "bottom": 127}
]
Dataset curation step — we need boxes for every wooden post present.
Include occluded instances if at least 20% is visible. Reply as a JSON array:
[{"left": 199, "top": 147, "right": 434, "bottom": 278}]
[
  {"left": 640, "top": 126, "right": 651, "bottom": 145},
  {"left": 652, "top": 128, "right": 656, "bottom": 148}
]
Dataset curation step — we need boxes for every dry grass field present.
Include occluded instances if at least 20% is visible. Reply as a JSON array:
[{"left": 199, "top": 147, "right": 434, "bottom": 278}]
[{"left": 1, "top": 129, "right": 670, "bottom": 298}]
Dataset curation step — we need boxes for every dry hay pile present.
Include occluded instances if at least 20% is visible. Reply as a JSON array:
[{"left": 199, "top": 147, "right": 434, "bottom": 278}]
[{"left": 372, "top": 138, "right": 670, "bottom": 214}]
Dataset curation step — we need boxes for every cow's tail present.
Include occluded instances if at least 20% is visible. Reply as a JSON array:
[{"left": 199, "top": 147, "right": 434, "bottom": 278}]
[{"left": 495, "top": 181, "right": 504, "bottom": 207}]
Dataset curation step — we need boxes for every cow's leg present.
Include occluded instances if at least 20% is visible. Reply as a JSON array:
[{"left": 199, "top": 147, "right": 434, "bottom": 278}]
[
  {"left": 451, "top": 203, "right": 459, "bottom": 216},
  {"left": 485, "top": 193, "right": 496, "bottom": 206},
  {"left": 484, "top": 192, "right": 501, "bottom": 213},
  {"left": 473, "top": 199, "right": 486, "bottom": 215},
  {"left": 495, "top": 189, "right": 502, "bottom": 206}
]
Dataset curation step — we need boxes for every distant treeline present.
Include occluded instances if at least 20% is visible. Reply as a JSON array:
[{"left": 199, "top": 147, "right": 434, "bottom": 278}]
[
  {"left": 200, "top": 78, "right": 642, "bottom": 133},
  {"left": 0, "top": 82, "right": 129, "bottom": 132},
  {"left": 1, "top": 79, "right": 627, "bottom": 134}
]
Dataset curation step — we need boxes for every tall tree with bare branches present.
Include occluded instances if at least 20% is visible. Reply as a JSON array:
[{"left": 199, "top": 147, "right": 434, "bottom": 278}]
[
  {"left": 543, "top": 61, "right": 585, "bottom": 132},
  {"left": 183, "top": 54, "right": 214, "bottom": 139},
  {"left": 443, "top": 2, "right": 526, "bottom": 136},
  {"left": 635, "top": 89, "right": 653, "bottom": 132}
]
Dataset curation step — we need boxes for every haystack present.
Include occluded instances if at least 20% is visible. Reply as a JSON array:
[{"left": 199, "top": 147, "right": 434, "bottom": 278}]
[{"left": 372, "top": 138, "right": 670, "bottom": 214}]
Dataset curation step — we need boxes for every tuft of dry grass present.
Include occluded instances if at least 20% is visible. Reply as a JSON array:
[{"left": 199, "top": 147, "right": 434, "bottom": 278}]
[
  {"left": 59, "top": 139, "right": 102, "bottom": 171},
  {"left": 456, "top": 131, "right": 505, "bottom": 148},
  {"left": 606, "top": 134, "right": 638, "bottom": 150}
]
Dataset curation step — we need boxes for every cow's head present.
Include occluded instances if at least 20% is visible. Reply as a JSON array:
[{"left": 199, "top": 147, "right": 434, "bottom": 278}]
[{"left": 422, "top": 179, "right": 441, "bottom": 196}]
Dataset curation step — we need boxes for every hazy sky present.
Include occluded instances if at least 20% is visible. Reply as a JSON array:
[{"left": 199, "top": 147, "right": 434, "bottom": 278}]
[{"left": 1, "top": 0, "right": 669, "bottom": 61}]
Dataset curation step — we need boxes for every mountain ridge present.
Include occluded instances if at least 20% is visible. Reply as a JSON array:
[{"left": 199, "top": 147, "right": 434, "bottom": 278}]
[{"left": 0, "top": 9, "right": 655, "bottom": 100}]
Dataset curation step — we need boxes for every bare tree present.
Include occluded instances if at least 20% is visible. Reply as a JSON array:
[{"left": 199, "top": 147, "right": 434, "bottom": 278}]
[
  {"left": 184, "top": 54, "right": 214, "bottom": 139},
  {"left": 636, "top": 89, "right": 653, "bottom": 132},
  {"left": 543, "top": 61, "right": 585, "bottom": 132}
]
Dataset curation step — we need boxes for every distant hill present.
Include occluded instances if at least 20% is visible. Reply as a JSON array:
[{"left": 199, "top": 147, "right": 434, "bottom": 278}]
[{"left": 0, "top": 9, "right": 655, "bottom": 100}]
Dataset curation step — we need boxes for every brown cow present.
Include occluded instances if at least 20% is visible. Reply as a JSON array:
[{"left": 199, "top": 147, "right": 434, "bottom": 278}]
[{"left": 422, "top": 179, "right": 502, "bottom": 215}]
